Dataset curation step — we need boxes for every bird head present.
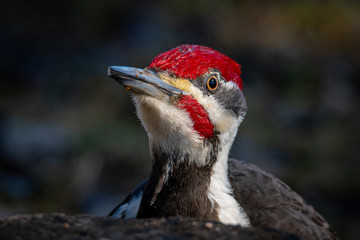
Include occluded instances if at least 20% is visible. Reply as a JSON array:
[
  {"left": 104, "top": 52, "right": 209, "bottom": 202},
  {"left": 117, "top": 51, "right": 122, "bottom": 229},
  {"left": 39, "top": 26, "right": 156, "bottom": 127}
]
[{"left": 108, "top": 45, "right": 247, "bottom": 166}]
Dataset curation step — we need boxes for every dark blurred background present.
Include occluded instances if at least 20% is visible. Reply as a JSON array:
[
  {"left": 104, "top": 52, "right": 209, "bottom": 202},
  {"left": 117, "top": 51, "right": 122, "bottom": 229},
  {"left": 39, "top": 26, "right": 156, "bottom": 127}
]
[{"left": 1, "top": 0, "right": 359, "bottom": 239}]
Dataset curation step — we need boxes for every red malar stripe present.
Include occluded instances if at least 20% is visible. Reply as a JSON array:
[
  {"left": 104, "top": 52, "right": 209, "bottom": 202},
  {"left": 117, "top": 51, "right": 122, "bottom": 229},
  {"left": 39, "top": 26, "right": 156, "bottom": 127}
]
[{"left": 176, "top": 95, "right": 214, "bottom": 139}]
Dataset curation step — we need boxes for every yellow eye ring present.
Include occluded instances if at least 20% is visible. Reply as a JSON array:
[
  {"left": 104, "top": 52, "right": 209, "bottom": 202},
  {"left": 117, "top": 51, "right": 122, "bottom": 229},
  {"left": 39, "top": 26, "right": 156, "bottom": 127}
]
[{"left": 206, "top": 76, "right": 218, "bottom": 91}]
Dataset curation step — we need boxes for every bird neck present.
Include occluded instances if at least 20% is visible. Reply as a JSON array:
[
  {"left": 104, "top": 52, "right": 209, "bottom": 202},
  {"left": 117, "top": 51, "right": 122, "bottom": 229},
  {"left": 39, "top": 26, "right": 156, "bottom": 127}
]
[
  {"left": 136, "top": 137, "right": 221, "bottom": 220},
  {"left": 137, "top": 126, "right": 250, "bottom": 226}
]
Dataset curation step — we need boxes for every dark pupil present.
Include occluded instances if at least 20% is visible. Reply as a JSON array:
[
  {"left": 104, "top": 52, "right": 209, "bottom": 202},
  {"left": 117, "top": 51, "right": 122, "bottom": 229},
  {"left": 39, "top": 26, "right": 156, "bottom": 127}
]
[{"left": 208, "top": 78, "right": 217, "bottom": 89}]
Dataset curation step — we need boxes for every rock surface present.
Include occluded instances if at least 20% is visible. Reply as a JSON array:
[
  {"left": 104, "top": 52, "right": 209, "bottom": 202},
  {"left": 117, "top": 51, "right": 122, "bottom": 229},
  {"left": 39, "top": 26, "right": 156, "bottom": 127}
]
[{"left": 0, "top": 213, "right": 300, "bottom": 240}]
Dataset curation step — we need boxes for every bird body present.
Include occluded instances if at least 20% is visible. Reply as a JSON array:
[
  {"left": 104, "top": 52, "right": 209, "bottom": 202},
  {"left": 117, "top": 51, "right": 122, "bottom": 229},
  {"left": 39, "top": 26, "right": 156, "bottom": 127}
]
[{"left": 108, "top": 45, "right": 338, "bottom": 240}]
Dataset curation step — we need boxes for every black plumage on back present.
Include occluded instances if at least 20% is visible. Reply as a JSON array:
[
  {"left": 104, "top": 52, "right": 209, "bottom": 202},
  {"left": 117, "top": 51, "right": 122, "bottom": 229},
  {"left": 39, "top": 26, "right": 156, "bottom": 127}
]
[{"left": 228, "top": 159, "right": 338, "bottom": 239}]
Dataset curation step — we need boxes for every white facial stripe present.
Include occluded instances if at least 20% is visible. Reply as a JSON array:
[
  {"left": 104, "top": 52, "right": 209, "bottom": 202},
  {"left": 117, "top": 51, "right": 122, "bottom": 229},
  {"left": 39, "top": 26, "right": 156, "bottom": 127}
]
[
  {"left": 207, "top": 124, "right": 250, "bottom": 226},
  {"left": 208, "top": 152, "right": 250, "bottom": 226}
]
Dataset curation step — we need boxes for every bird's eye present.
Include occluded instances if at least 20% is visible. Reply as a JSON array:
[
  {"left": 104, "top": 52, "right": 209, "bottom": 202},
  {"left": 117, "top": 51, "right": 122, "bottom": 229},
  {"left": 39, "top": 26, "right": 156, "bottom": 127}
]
[{"left": 206, "top": 76, "right": 218, "bottom": 91}]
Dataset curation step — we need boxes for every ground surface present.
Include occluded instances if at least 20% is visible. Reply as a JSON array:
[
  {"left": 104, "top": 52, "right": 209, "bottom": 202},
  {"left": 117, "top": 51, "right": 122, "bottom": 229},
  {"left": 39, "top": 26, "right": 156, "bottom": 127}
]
[{"left": 0, "top": 213, "right": 300, "bottom": 240}]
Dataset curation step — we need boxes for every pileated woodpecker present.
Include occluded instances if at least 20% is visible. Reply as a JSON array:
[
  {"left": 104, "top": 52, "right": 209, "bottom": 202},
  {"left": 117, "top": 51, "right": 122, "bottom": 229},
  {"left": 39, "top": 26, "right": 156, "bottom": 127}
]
[{"left": 107, "top": 45, "right": 338, "bottom": 240}]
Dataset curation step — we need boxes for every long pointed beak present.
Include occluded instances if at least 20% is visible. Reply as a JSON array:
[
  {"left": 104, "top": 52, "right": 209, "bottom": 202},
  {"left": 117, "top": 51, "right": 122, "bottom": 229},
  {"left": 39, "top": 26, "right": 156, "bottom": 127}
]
[{"left": 108, "top": 66, "right": 185, "bottom": 98}]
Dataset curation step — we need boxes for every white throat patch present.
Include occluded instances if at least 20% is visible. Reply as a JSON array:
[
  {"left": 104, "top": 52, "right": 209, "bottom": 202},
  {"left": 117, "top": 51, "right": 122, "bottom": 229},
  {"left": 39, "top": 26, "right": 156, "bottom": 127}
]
[{"left": 134, "top": 95, "right": 211, "bottom": 166}]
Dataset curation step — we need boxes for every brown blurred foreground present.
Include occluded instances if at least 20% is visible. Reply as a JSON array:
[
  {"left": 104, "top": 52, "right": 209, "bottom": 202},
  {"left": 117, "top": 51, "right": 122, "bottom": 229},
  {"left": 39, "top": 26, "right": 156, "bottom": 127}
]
[{"left": 0, "top": 213, "right": 300, "bottom": 240}]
